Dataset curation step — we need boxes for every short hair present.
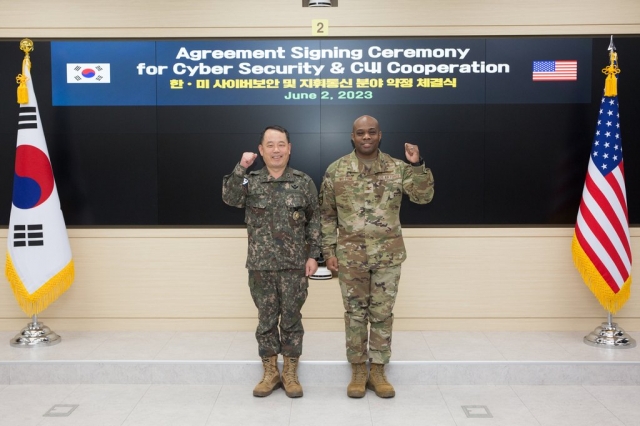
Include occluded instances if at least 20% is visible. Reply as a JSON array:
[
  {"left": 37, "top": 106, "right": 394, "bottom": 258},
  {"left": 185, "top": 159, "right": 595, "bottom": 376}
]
[{"left": 260, "top": 125, "right": 290, "bottom": 144}]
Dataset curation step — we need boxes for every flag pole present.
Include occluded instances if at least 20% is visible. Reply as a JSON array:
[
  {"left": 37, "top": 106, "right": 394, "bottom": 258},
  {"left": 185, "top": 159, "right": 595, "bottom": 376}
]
[
  {"left": 579, "top": 37, "right": 635, "bottom": 349},
  {"left": 8, "top": 39, "right": 63, "bottom": 348}
]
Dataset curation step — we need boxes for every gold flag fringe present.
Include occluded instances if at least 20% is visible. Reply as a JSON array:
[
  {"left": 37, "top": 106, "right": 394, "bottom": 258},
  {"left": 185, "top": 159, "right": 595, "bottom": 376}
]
[
  {"left": 571, "top": 233, "right": 631, "bottom": 314},
  {"left": 5, "top": 252, "right": 75, "bottom": 316}
]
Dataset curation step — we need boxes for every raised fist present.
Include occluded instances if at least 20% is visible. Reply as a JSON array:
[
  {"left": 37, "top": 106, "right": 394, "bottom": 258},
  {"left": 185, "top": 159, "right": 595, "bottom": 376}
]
[
  {"left": 404, "top": 143, "right": 420, "bottom": 164},
  {"left": 240, "top": 152, "right": 258, "bottom": 169}
]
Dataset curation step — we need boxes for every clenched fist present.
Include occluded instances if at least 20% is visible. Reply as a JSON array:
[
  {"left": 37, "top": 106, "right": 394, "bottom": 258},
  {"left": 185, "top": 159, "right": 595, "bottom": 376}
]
[
  {"left": 240, "top": 152, "right": 258, "bottom": 169},
  {"left": 404, "top": 143, "right": 421, "bottom": 164}
]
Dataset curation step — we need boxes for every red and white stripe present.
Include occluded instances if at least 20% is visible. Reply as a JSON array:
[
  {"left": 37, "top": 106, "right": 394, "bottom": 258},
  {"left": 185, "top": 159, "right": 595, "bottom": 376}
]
[
  {"left": 574, "top": 158, "right": 631, "bottom": 293},
  {"left": 533, "top": 60, "right": 577, "bottom": 81}
]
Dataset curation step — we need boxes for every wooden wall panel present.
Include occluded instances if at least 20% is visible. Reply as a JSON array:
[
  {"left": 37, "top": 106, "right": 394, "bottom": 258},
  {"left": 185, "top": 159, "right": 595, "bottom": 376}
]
[
  {"left": 0, "top": 0, "right": 638, "bottom": 38},
  {"left": 1, "top": 228, "right": 638, "bottom": 331}
]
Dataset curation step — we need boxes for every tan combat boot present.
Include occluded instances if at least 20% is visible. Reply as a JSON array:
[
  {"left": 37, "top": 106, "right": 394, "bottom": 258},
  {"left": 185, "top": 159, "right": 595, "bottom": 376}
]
[
  {"left": 253, "top": 355, "right": 282, "bottom": 397},
  {"left": 347, "top": 362, "right": 368, "bottom": 398},
  {"left": 367, "top": 363, "right": 395, "bottom": 398},
  {"left": 282, "top": 357, "right": 303, "bottom": 398}
]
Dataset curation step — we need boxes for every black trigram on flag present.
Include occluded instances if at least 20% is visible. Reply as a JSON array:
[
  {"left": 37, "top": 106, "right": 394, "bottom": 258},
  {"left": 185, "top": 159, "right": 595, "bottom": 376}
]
[
  {"left": 72, "top": 65, "right": 82, "bottom": 81},
  {"left": 94, "top": 66, "right": 105, "bottom": 82},
  {"left": 13, "top": 224, "right": 44, "bottom": 247},
  {"left": 18, "top": 106, "right": 38, "bottom": 130}
]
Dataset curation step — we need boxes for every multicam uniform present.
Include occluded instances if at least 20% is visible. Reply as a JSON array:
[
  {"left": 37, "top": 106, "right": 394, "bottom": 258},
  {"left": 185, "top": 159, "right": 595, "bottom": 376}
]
[
  {"left": 223, "top": 163, "right": 321, "bottom": 358},
  {"left": 320, "top": 150, "right": 434, "bottom": 364}
]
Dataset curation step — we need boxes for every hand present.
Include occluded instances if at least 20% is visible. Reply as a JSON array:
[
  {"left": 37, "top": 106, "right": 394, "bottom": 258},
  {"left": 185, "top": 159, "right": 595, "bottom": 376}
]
[
  {"left": 305, "top": 258, "right": 318, "bottom": 277},
  {"left": 326, "top": 256, "right": 339, "bottom": 272},
  {"left": 240, "top": 152, "right": 258, "bottom": 169},
  {"left": 404, "top": 143, "right": 421, "bottom": 164}
]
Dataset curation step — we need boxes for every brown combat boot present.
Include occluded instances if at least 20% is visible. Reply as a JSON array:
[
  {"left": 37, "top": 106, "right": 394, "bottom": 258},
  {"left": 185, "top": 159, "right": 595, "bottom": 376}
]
[
  {"left": 253, "top": 355, "right": 282, "bottom": 397},
  {"left": 347, "top": 362, "right": 368, "bottom": 398},
  {"left": 367, "top": 363, "right": 395, "bottom": 398},
  {"left": 282, "top": 357, "right": 303, "bottom": 398}
]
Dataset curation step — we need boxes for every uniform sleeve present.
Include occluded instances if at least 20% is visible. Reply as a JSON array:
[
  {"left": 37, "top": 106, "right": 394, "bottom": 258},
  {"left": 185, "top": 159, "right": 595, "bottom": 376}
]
[
  {"left": 402, "top": 162, "right": 434, "bottom": 205},
  {"left": 222, "top": 163, "right": 248, "bottom": 208},
  {"left": 319, "top": 169, "right": 338, "bottom": 259},
  {"left": 305, "top": 178, "right": 322, "bottom": 260}
]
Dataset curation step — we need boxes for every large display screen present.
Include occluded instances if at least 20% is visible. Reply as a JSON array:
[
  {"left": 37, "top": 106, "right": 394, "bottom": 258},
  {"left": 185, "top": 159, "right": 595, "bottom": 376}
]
[
  {"left": 50, "top": 38, "right": 591, "bottom": 106},
  {"left": 0, "top": 36, "right": 638, "bottom": 226}
]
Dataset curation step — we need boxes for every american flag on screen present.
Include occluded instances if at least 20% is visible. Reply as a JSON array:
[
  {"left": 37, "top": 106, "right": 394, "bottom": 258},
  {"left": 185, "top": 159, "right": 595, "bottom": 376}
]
[
  {"left": 572, "top": 65, "right": 631, "bottom": 313},
  {"left": 532, "top": 60, "right": 577, "bottom": 81}
]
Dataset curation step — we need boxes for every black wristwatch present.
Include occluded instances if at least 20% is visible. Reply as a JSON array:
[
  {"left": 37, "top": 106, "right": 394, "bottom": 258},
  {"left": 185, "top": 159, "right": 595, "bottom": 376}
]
[{"left": 410, "top": 157, "right": 424, "bottom": 167}]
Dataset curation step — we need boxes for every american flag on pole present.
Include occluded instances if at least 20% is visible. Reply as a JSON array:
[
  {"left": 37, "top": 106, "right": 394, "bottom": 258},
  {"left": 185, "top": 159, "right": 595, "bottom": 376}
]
[
  {"left": 572, "top": 50, "right": 631, "bottom": 314},
  {"left": 6, "top": 41, "right": 75, "bottom": 316},
  {"left": 532, "top": 60, "right": 578, "bottom": 81}
]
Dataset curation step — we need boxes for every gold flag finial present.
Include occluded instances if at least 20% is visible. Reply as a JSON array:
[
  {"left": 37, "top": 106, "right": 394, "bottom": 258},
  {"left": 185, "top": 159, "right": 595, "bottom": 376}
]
[
  {"left": 20, "top": 38, "right": 34, "bottom": 56},
  {"left": 17, "top": 38, "right": 34, "bottom": 104},
  {"left": 602, "top": 36, "right": 620, "bottom": 97}
]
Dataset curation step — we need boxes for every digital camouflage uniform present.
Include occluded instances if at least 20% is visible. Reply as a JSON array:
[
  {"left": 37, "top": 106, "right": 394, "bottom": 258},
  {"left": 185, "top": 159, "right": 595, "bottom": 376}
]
[
  {"left": 223, "top": 163, "right": 321, "bottom": 358},
  {"left": 319, "top": 150, "right": 434, "bottom": 364}
]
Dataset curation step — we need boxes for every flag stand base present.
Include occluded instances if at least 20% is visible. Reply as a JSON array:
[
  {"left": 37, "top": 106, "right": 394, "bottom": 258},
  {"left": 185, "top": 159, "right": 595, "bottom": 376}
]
[
  {"left": 584, "top": 321, "right": 636, "bottom": 349},
  {"left": 10, "top": 318, "right": 61, "bottom": 348}
]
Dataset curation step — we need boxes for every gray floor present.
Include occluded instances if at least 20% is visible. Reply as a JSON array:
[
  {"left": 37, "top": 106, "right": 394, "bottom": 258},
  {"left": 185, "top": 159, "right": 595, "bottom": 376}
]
[{"left": 1, "top": 330, "right": 639, "bottom": 426}]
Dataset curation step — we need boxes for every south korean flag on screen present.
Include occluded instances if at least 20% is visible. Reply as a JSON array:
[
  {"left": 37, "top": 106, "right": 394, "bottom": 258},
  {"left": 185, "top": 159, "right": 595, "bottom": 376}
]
[{"left": 66, "top": 63, "right": 111, "bottom": 83}]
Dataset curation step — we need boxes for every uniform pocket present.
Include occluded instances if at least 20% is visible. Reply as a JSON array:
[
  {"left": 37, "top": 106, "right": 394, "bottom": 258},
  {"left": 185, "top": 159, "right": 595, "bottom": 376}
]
[
  {"left": 334, "top": 180, "right": 358, "bottom": 214},
  {"left": 285, "top": 194, "right": 307, "bottom": 227},
  {"left": 245, "top": 196, "right": 268, "bottom": 227},
  {"left": 381, "top": 182, "right": 403, "bottom": 211}
]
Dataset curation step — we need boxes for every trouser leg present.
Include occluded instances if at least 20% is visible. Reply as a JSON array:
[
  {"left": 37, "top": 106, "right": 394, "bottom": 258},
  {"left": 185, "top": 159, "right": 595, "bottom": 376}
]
[
  {"left": 368, "top": 265, "right": 401, "bottom": 365},
  {"left": 249, "top": 270, "right": 281, "bottom": 358},
  {"left": 338, "top": 266, "right": 371, "bottom": 364},
  {"left": 278, "top": 269, "right": 308, "bottom": 358}
]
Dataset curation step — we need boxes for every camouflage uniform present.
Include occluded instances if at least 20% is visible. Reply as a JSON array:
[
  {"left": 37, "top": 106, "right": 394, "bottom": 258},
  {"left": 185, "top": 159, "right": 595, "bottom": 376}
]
[
  {"left": 320, "top": 150, "right": 434, "bottom": 364},
  {"left": 223, "top": 163, "right": 321, "bottom": 358}
]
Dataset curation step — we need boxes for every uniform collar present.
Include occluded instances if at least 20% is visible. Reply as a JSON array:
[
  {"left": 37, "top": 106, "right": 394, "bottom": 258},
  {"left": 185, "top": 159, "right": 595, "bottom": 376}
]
[
  {"left": 257, "top": 166, "right": 294, "bottom": 182},
  {"left": 348, "top": 150, "right": 388, "bottom": 174}
]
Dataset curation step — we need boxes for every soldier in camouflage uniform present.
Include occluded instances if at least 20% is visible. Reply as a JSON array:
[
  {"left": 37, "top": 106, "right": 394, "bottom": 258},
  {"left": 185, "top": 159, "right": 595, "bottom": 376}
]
[
  {"left": 222, "top": 125, "right": 321, "bottom": 398},
  {"left": 319, "top": 115, "right": 434, "bottom": 398}
]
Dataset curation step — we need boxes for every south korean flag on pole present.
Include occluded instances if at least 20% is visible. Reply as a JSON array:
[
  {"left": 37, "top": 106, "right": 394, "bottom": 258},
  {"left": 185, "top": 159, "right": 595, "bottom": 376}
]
[
  {"left": 66, "top": 63, "right": 111, "bottom": 83},
  {"left": 7, "top": 51, "right": 75, "bottom": 316}
]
